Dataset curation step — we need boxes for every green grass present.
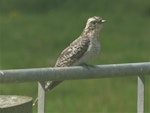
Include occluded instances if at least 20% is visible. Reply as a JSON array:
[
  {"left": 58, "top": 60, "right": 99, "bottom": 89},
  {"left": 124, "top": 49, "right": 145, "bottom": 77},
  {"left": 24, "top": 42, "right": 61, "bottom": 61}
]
[{"left": 0, "top": 0, "right": 150, "bottom": 113}]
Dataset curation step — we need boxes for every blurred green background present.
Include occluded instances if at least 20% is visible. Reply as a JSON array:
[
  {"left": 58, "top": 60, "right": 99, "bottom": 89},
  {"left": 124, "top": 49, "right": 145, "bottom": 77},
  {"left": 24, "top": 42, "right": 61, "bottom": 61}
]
[{"left": 0, "top": 0, "right": 150, "bottom": 113}]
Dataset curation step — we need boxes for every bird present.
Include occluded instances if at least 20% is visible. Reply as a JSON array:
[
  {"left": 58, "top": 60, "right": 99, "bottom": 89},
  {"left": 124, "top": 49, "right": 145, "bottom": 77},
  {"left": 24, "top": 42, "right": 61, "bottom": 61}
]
[{"left": 33, "top": 16, "right": 106, "bottom": 106}]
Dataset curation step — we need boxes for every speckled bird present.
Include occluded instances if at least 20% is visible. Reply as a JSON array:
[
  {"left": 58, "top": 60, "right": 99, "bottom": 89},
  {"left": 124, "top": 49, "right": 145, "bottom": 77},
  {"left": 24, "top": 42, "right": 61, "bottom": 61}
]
[{"left": 33, "top": 16, "right": 106, "bottom": 106}]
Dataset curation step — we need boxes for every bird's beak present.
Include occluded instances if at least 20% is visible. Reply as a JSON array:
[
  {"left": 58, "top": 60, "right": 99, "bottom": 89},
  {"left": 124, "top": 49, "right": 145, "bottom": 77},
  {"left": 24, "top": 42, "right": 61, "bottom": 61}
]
[{"left": 101, "top": 20, "right": 106, "bottom": 23}]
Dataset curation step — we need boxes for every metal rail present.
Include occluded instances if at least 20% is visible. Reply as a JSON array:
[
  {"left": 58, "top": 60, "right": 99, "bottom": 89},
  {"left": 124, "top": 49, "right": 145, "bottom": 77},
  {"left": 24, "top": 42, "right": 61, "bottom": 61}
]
[
  {"left": 0, "top": 62, "right": 150, "bottom": 82},
  {"left": 0, "top": 62, "right": 150, "bottom": 113}
]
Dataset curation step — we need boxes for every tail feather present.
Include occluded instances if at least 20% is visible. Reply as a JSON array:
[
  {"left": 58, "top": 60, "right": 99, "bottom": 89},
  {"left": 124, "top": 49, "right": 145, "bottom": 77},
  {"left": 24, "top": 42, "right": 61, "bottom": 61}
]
[
  {"left": 33, "top": 81, "right": 63, "bottom": 106},
  {"left": 45, "top": 81, "right": 63, "bottom": 91}
]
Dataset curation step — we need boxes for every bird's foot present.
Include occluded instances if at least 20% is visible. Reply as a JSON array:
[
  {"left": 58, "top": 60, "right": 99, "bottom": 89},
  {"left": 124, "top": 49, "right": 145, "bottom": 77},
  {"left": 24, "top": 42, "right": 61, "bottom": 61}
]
[{"left": 81, "top": 63, "right": 95, "bottom": 69}]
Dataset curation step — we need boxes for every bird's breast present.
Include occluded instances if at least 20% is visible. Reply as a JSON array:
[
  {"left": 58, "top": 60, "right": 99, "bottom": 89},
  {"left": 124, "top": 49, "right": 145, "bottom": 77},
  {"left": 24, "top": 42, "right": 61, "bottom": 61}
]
[
  {"left": 85, "top": 37, "right": 100, "bottom": 58},
  {"left": 73, "top": 37, "right": 100, "bottom": 65}
]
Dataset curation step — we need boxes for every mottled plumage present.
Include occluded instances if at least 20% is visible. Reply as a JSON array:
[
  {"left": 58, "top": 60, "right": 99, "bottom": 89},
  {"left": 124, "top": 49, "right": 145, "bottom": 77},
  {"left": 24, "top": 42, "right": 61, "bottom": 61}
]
[
  {"left": 55, "top": 38, "right": 90, "bottom": 67},
  {"left": 33, "top": 16, "right": 106, "bottom": 106}
]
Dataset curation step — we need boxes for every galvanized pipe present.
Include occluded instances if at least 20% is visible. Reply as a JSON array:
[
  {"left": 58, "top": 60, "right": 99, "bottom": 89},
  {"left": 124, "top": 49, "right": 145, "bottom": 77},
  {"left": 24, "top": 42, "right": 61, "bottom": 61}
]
[{"left": 0, "top": 62, "right": 150, "bottom": 83}]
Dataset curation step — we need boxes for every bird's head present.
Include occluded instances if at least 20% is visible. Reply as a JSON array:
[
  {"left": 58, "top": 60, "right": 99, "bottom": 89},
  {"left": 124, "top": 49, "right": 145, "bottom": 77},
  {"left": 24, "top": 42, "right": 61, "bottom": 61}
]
[{"left": 85, "top": 16, "right": 106, "bottom": 31}]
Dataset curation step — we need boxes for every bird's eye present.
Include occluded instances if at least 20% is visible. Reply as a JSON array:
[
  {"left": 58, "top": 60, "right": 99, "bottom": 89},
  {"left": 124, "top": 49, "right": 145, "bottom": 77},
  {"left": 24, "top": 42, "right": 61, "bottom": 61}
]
[{"left": 92, "top": 21, "right": 96, "bottom": 24}]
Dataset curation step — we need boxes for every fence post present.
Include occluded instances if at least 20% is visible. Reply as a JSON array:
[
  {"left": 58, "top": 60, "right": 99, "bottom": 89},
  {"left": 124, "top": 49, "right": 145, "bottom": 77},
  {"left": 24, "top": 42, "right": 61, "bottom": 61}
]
[
  {"left": 137, "top": 75, "right": 145, "bottom": 113},
  {"left": 0, "top": 95, "right": 32, "bottom": 113},
  {"left": 38, "top": 82, "right": 45, "bottom": 113}
]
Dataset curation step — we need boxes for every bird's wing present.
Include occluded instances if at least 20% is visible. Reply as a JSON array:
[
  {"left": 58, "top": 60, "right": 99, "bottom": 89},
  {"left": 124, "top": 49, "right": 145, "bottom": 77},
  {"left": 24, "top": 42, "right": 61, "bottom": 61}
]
[{"left": 55, "top": 37, "right": 90, "bottom": 67}]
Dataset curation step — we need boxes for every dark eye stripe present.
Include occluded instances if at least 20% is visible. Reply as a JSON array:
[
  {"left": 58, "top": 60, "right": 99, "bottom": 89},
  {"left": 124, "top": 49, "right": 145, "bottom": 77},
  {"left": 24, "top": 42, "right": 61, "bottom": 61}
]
[
  {"left": 90, "top": 21, "right": 97, "bottom": 24},
  {"left": 93, "top": 21, "right": 96, "bottom": 24}
]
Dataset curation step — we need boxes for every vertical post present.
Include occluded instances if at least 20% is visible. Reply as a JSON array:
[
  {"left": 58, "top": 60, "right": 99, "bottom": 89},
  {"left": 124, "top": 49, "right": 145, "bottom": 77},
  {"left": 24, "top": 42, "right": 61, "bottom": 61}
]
[
  {"left": 38, "top": 82, "right": 45, "bottom": 113},
  {"left": 137, "top": 75, "right": 145, "bottom": 113}
]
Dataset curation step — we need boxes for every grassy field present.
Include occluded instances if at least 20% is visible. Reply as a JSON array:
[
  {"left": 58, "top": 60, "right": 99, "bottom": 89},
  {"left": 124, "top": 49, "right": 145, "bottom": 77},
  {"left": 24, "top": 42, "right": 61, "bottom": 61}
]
[{"left": 0, "top": 0, "right": 150, "bottom": 113}]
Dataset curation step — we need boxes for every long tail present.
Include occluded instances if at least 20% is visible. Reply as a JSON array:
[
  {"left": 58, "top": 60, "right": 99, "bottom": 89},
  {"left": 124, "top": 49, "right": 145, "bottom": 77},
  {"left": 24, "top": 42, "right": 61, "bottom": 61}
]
[
  {"left": 45, "top": 81, "right": 63, "bottom": 91},
  {"left": 33, "top": 81, "right": 63, "bottom": 106}
]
